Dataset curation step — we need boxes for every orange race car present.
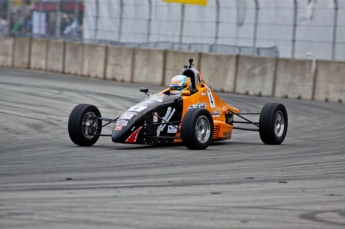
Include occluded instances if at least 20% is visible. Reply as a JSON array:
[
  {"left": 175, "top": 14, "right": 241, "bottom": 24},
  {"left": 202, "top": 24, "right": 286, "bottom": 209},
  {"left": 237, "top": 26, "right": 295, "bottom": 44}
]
[{"left": 68, "top": 58, "right": 288, "bottom": 149}]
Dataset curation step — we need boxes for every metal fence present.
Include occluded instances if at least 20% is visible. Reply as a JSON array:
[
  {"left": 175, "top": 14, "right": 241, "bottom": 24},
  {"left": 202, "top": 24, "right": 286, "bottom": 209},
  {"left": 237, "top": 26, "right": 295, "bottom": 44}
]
[{"left": 1, "top": 0, "right": 345, "bottom": 60}]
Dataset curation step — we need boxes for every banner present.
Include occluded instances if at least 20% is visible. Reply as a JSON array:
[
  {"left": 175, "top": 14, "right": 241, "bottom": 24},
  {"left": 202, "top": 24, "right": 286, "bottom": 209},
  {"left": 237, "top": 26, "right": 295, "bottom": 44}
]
[{"left": 163, "top": 0, "right": 207, "bottom": 6}]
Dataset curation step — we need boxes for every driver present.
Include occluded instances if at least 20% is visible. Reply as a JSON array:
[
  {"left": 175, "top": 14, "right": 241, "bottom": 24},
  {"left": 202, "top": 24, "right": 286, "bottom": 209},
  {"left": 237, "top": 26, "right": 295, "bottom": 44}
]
[{"left": 170, "top": 75, "right": 191, "bottom": 96}]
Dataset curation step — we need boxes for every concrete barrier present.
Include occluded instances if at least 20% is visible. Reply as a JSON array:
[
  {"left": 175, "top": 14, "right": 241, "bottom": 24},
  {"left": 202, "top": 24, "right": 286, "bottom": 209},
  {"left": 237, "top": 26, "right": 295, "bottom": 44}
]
[
  {"left": 64, "top": 41, "right": 83, "bottom": 75},
  {"left": 236, "top": 55, "right": 276, "bottom": 96},
  {"left": 13, "top": 37, "right": 30, "bottom": 68},
  {"left": 82, "top": 43, "right": 106, "bottom": 79},
  {"left": 199, "top": 52, "right": 237, "bottom": 92},
  {"left": 164, "top": 50, "right": 199, "bottom": 86},
  {"left": 133, "top": 48, "right": 165, "bottom": 85},
  {"left": 46, "top": 40, "right": 65, "bottom": 72},
  {"left": 30, "top": 38, "right": 48, "bottom": 70},
  {"left": 314, "top": 60, "right": 345, "bottom": 102},
  {"left": 0, "top": 37, "right": 14, "bottom": 67},
  {"left": 105, "top": 46, "right": 134, "bottom": 82},
  {"left": 275, "top": 58, "right": 316, "bottom": 100}
]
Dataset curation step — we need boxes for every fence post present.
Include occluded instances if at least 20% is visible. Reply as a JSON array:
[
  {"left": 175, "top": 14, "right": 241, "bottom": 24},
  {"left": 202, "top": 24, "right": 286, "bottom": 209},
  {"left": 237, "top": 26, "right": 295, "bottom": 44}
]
[
  {"left": 214, "top": 0, "right": 220, "bottom": 46},
  {"left": 118, "top": 0, "right": 124, "bottom": 42},
  {"left": 332, "top": 0, "right": 338, "bottom": 61},
  {"left": 6, "top": 0, "right": 11, "bottom": 35},
  {"left": 94, "top": 0, "right": 99, "bottom": 41},
  {"left": 74, "top": 0, "right": 80, "bottom": 39},
  {"left": 253, "top": 0, "right": 259, "bottom": 48},
  {"left": 178, "top": 4, "right": 185, "bottom": 50},
  {"left": 56, "top": 0, "right": 60, "bottom": 38},
  {"left": 291, "top": 0, "right": 297, "bottom": 58},
  {"left": 147, "top": 0, "right": 152, "bottom": 43}
]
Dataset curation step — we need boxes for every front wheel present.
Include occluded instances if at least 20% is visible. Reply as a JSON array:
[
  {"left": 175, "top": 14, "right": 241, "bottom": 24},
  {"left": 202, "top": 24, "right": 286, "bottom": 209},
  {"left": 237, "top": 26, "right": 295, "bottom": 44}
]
[
  {"left": 68, "top": 104, "right": 102, "bottom": 146},
  {"left": 181, "top": 109, "right": 214, "bottom": 150},
  {"left": 259, "top": 103, "right": 288, "bottom": 145}
]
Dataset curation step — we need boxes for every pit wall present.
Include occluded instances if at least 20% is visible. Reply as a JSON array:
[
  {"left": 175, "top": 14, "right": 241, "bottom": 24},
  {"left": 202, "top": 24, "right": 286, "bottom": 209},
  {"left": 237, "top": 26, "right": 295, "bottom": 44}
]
[{"left": 0, "top": 37, "right": 344, "bottom": 103}]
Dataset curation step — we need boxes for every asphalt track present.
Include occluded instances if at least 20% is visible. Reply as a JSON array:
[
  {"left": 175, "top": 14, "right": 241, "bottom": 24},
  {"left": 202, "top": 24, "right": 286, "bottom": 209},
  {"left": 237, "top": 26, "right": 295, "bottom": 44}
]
[{"left": 0, "top": 68, "right": 344, "bottom": 229}]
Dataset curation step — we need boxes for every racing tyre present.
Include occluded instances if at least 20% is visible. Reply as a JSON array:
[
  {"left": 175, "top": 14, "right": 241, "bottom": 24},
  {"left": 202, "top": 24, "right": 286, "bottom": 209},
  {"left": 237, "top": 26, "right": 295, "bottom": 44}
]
[
  {"left": 259, "top": 103, "right": 288, "bottom": 145},
  {"left": 68, "top": 104, "right": 102, "bottom": 146},
  {"left": 181, "top": 109, "right": 214, "bottom": 150}
]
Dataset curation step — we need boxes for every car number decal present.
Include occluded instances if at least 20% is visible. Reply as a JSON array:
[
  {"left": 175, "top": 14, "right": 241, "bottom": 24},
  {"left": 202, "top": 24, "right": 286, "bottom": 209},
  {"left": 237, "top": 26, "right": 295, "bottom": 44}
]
[
  {"left": 207, "top": 89, "right": 216, "bottom": 108},
  {"left": 128, "top": 105, "right": 147, "bottom": 112}
]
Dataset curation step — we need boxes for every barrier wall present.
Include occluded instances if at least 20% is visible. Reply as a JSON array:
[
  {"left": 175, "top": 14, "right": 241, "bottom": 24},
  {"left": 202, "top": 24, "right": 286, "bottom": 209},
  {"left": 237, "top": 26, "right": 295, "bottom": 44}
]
[
  {"left": 133, "top": 48, "right": 165, "bottom": 85},
  {"left": 64, "top": 41, "right": 83, "bottom": 75},
  {"left": 315, "top": 60, "right": 345, "bottom": 102},
  {"left": 4, "top": 38, "right": 345, "bottom": 104},
  {"left": 30, "top": 39, "right": 48, "bottom": 70},
  {"left": 0, "top": 37, "right": 14, "bottom": 67},
  {"left": 236, "top": 55, "right": 276, "bottom": 96},
  {"left": 46, "top": 40, "right": 64, "bottom": 72},
  {"left": 199, "top": 53, "right": 237, "bottom": 92},
  {"left": 275, "top": 58, "right": 316, "bottom": 100},
  {"left": 13, "top": 37, "right": 30, "bottom": 68},
  {"left": 106, "top": 46, "right": 134, "bottom": 82},
  {"left": 82, "top": 43, "right": 106, "bottom": 79},
  {"left": 164, "top": 50, "right": 199, "bottom": 86}
]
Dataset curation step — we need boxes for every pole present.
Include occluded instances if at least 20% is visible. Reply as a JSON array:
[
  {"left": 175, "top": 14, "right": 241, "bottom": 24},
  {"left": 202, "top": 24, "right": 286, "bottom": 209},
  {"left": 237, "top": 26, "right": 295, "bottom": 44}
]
[
  {"left": 214, "top": 0, "right": 220, "bottom": 46},
  {"left": 147, "top": 0, "right": 152, "bottom": 43},
  {"left": 118, "top": 0, "right": 123, "bottom": 41},
  {"left": 56, "top": 0, "right": 60, "bottom": 38},
  {"left": 332, "top": 0, "right": 338, "bottom": 61},
  {"left": 179, "top": 4, "right": 185, "bottom": 50},
  {"left": 291, "top": 0, "right": 297, "bottom": 58},
  {"left": 253, "top": 0, "right": 259, "bottom": 49},
  {"left": 94, "top": 0, "right": 99, "bottom": 41}
]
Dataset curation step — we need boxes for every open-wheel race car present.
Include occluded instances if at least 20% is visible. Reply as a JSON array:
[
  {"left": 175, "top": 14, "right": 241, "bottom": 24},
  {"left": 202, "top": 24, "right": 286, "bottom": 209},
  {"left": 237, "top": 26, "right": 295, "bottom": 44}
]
[{"left": 68, "top": 58, "right": 288, "bottom": 150}]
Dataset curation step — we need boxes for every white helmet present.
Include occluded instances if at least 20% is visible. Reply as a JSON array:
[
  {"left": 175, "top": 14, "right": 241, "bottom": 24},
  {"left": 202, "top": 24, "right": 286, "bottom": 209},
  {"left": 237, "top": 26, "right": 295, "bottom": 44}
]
[{"left": 170, "top": 75, "right": 191, "bottom": 96}]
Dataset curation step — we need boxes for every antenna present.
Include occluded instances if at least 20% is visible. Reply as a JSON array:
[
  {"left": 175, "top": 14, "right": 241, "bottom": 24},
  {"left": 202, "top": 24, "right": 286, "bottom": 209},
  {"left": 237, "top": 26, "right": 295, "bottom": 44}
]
[{"left": 188, "top": 58, "right": 194, "bottom": 68}]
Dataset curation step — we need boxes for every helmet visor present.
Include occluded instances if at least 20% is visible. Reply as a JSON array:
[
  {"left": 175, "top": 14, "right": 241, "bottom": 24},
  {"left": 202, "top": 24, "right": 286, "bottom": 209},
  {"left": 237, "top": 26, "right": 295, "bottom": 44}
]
[{"left": 170, "top": 84, "right": 184, "bottom": 91}]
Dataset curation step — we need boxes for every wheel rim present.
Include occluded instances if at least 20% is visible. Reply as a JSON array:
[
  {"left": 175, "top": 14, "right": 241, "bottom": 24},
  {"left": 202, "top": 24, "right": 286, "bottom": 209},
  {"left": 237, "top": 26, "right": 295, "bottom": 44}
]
[
  {"left": 195, "top": 115, "right": 211, "bottom": 143},
  {"left": 82, "top": 112, "right": 98, "bottom": 139},
  {"left": 274, "top": 111, "right": 285, "bottom": 137}
]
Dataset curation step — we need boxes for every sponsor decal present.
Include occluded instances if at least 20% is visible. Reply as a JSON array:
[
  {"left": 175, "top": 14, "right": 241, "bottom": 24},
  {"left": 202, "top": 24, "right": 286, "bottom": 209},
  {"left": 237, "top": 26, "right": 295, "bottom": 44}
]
[
  {"left": 201, "top": 92, "right": 206, "bottom": 96},
  {"left": 213, "top": 125, "right": 220, "bottom": 138},
  {"left": 211, "top": 110, "right": 221, "bottom": 117},
  {"left": 115, "top": 126, "right": 122, "bottom": 131},
  {"left": 128, "top": 105, "right": 147, "bottom": 112},
  {"left": 153, "top": 112, "right": 158, "bottom": 122},
  {"left": 207, "top": 89, "right": 216, "bottom": 108},
  {"left": 116, "top": 120, "right": 128, "bottom": 126},
  {"left": 223, "top": 131, "right": 231, "bottom": 137},
  {"left": 153, "top": 93, "right": 164, "bottom": 98},
  {"left": 125, "top": 126, "right": 143, "bottom": 143},
  {"left": 167, "top": 125, "right": 178, "bottom": 134},
  {"left": 140, "top": 99, "right": 156, "bottom": 106},
  {"left": 121, "top": 113, "right": 136, "bottom": 120},
  {"left": 156, "top": 107, "right": 176, "bottom": 136},
  {"left": 188, "top": 102, "right": 206, "bottom": 110}
]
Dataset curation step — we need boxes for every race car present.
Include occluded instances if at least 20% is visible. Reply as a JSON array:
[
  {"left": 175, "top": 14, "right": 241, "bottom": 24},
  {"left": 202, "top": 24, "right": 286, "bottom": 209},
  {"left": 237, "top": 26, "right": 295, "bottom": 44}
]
[{"left": 68, "top": 58, "right": 288, "bottom": 150}]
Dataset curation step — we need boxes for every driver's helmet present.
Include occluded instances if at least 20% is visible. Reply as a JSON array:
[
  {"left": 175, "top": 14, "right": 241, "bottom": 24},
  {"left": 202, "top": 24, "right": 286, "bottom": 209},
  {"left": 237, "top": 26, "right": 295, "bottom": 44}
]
[{"left": 170, "top": 75, "right": 191, "bottom": 96}]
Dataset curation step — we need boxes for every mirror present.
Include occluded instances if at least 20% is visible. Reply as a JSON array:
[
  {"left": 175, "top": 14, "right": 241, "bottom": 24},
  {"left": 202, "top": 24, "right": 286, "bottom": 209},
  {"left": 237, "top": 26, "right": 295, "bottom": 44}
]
[{"left": 140, "top": 87, "right": 148, "bottom": 93}]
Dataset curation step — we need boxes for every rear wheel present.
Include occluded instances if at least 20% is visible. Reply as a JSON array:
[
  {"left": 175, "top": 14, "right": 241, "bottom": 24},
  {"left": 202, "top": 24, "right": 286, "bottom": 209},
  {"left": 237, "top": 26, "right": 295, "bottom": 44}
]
[
  {"left": 259, "top": 103, "right": 288, "bottom": 144},
  {"left": 68, "top": 104, "right": 102, "bottom": 146},
  {"left": 181, "top": 109, "right": 214, "bottom": 150}
]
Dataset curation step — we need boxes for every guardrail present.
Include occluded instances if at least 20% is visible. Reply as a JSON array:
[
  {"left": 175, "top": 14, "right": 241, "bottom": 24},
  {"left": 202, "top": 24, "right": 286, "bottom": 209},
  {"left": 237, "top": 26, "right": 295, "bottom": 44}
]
[{"left": 0, "top": 37, "right": 343, "bottom": 103}]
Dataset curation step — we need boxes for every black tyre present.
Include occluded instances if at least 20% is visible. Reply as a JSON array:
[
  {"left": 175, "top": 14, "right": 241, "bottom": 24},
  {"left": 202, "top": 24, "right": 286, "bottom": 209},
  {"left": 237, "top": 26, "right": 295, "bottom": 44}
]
[
  {"left": 68, "top": 104, "right": 102, "bottom": 146},
  {"left": 259, "top": 103, "right": 288, "bottom": 145},
  {"left": 181, "top": 109, "right": 214, "bottom": 150}
]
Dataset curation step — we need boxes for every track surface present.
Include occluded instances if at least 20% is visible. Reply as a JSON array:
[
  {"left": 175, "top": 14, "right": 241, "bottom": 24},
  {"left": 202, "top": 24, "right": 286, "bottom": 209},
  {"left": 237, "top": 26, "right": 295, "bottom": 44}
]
[{"left": 0, "top": 68, "right": 344, "bottom": 229}]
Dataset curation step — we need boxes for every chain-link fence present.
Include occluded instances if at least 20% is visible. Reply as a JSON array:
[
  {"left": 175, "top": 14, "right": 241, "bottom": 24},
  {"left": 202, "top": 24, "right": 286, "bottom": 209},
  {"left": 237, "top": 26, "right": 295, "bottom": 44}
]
[{"left": 1, "top": 0, "right": 344, "bottom": 60}]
